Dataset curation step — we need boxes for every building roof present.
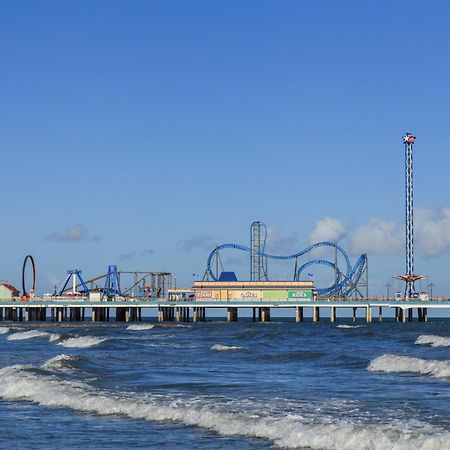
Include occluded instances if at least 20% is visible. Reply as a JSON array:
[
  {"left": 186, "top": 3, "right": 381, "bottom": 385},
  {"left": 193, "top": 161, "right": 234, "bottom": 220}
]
[
  {"left": 0, "top": 283, "right": 20, "bottom": 294},
  {"left": 193, "top": 281, "right": 315, "bottom": 289}
]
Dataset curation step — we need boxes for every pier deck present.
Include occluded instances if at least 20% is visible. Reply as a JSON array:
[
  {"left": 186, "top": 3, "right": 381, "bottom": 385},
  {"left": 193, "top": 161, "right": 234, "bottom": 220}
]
[{"left": 0, "top": 298, "right": 449, "bottom": 323}]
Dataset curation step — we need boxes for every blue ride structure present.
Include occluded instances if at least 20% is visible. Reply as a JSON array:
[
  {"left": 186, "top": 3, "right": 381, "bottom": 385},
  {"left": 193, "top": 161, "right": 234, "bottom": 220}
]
[{"left": 205, "top": 223, "right": 367, "bottom": 298}]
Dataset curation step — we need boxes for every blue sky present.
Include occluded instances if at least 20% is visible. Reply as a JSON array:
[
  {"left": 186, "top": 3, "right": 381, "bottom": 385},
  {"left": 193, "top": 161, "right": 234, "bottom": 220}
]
[{"left": 1, "top": 1, "right": 450, "bottom": 296}]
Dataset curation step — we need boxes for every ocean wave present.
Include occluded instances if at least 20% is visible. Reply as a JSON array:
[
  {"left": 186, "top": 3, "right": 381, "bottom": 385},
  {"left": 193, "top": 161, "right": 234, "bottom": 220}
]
[
  {"left": 336, "top": 325, "right": 366, "bottom": 329},
  {"left": 0, "top": 327, "right": 10, "bottom": 334},
  {"left": 49, "top": 333, "right": 61, "bottom": 342},
  {"left": 0, "top": 360, "right": 449, "bottom": 450},
  {"left": 211, "top": 344, "right": 244, "bottom": 351},
  {"left": 416, "top": 335, "right": 450, "bottom": 347},
  {"left": 126, "top": 324, "right": 155, "bottom": 331},
  {"left": 7, "top": 330, "right": 50, "bottom": 341},
  {"left": 41, "top": 354, "right": 80, "bottom": 372},
  {"left": 368, "top": 354, "right": 450, "bottom": 379},
  {"left": 58, "top": 336, "right": 107, "bottom": 349}
]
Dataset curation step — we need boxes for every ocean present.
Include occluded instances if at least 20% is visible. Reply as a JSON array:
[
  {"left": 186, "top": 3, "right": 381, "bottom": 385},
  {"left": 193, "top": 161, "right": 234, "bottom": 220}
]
[{"left": 1, "top": 318, "right": 450, "bottom": 449}]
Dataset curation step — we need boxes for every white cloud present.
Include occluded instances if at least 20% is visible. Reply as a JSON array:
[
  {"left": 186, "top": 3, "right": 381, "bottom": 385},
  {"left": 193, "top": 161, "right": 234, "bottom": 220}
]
[
  {"left": 308, "top": 217, "right": 346, "bottom": 244},
  {"left": 347, "top": 218, "right": 403, "bottom": 255},
  {"left": 415, "top": 207, "right": 450, "bottom": 256},
  {"left": 346, "top": 207, "right": 450, "bottom": 257},
  {"left": 266, "top": 227, "right": 300, "bottom": 254},
  {"left": 178, "top": 235, "right": 218, "bottom": 252},
  {"left": 45, "top": 225, "right": 101, "bottom": 242}
]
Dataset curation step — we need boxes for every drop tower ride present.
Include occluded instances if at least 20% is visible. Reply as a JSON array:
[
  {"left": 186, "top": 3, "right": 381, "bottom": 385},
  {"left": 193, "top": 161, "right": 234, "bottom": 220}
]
[{"left": 394, "top": 132, "right": 424, "bottom": 298}]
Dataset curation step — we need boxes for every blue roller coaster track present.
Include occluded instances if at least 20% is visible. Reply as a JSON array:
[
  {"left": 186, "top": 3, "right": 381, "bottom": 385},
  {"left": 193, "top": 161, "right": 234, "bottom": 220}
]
[{"left": 206, "top": 241, "right": 367, "bottom": 297}]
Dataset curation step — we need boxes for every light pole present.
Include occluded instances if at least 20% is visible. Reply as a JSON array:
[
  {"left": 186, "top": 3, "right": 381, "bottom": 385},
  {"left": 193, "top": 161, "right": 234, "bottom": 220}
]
[
  {"left": 428, "top": 282, "right": 434, "bottom": 299},
  {"left": 386, "top": 282, "right": 391, "bottom": 299}
]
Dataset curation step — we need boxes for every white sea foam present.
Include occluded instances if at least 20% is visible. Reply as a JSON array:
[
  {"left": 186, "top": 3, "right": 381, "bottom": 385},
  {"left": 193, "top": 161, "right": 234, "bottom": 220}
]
[
  {"left": 7, "top": 330, "right": 50, "bottom": 341},
  {"left": 41, "top": 354, "right": 78, "bottom": 372},
  {"left": 0, "top": 327, "right": 10, "bottom": 334},
  {"left": 416, "top": 335, "right": 450, "bottom": 347},
  {"left": 368, "top": 354, "right": 450, "bottom": 379},
  {"left": 211, "top": 344, "right": 243, "bottom": 351},
  {"left": 58, "top": 336, "right": 107, "bottom": 348},
  {"left": 49, "top": 333, "right": 61, "bottom": 342},
  {"left": 126, "top": 324, "right": 155, "bottom": 331},
  {"left": 336, "top": 325, "right": 366, "bottom": 329},
  {"left": 0, "top": 360, "right": 449, "bottom": 450}
]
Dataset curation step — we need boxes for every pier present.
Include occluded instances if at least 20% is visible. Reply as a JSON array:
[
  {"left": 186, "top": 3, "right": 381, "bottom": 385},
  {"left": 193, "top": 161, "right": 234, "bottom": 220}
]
[{"left": 0, "top": 298, "right": 449, "bottom": 323}]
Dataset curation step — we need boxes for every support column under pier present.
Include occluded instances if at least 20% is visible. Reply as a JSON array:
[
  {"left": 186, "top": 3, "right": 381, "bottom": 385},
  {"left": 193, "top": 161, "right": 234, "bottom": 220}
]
[
  {"left": 352, "top": 307, "right": 357, "bottom": 322},
  {"left": 116, "top": 307, "right": 126, "bottom": 322},
  {"left": 313, "top": 307, "right": 320, "bottom": 322},
  {"left": 365, "top": 306, "right": 372, "bottom": 323},
  {"left": 260, "top": 307, "right": 270, "bottom": 322},
  {"left": 330, "top": 307, "right": 336, "bottom": 323},
  {"left": 408, "top": 308, "right": 413, "bottom": 322},
  {"left": 378, "top": 306, "right": 382, "bottom": 322},
  {"left": 295, "top": 306, "right": 303, "bottom": 323},
  {"left": 226, "top": 307, "right": 238, "bottom": 322}
]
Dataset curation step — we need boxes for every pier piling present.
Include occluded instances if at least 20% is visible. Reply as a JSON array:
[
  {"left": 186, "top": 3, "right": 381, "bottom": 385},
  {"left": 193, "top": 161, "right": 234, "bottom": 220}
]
[
  {"left": 295, "top": 306, "right": 303, "bottom": 323},
  {"left": 313, "top": 307, "right": 320, "bottom": 322},
  {"left": 330, "top": 307, "right": 336, "bottom": 323}
]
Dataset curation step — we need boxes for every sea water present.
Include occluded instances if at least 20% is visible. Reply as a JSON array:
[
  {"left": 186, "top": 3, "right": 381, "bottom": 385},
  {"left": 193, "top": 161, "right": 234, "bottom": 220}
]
[{"left": 1, "top": 318, "right": 450, "bottom": 449}]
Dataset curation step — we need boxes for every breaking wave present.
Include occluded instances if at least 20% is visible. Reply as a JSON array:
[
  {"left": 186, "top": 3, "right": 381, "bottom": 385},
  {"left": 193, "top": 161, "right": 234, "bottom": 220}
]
[
  {"left": 49, "top": 333, "right": 61, "bottom": 342},
  {"left": 41, "top": 354, "right": 80, "bottom": 372},
  {"left": 0, "top": 327, "right": 10, "bottom": 334},
  {"left": 0, "top": 359, "right": 449, "bottom": 450},
  {"left": 126, "top": 324, "right": 155, "bottom": 331},
  {"left": 416, "top": 335, "right": 450, "bottom": 347},
  {"left": 368, "top": 354, "right": 450, "bottom": 379},
  {"left": 7, "top": 330, "right": 50, "bottom": 341},
  {"left": 337, "top": 325, "right": 366, "bottom": 329},
  {"left": 211, "top": 344, "right": 244, "bottom": 351},
  {"left": 58, "top": 336, "right": 107, "bottom": 349}
]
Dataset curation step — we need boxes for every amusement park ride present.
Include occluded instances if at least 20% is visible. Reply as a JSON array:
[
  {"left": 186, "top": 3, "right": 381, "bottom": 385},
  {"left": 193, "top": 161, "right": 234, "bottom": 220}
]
[
  {"left": 17, "top": 133, "right": 426, "bottom": 302},
  {"left": 394, "top": 133, "right": 425, "bottom": 299},
  {"left": 203, "top": 222, "right": 369, "bottom": 298}
]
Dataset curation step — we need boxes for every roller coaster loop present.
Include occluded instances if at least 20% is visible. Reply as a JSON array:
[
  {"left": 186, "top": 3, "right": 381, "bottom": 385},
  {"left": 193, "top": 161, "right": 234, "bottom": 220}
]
[
  {"left": 22, "top": 254, "right": 36, "bottom": 298},
  {"left": 206, "top": 242, "right": 367, "bottom": 297}
]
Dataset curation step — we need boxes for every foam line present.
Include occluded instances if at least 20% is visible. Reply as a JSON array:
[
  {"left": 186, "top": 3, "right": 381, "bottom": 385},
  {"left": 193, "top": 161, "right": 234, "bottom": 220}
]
[
  {"left": 368, "top": 354, "right": 450, "bottom": 379},
  {"left": 0, "top": 358, "right": 448, "bottom": 450}
]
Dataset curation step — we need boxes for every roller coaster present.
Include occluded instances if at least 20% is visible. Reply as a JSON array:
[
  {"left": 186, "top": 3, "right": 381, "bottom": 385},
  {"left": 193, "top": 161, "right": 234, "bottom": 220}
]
[{"left": 205, "top": 222, "right": 368, "bottom": 298}]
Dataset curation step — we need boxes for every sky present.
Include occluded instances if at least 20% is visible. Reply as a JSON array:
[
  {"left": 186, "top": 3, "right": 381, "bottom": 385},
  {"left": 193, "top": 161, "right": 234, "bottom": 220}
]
[{"left": 1, "top": 0, "right": 450, "bottom": 296}]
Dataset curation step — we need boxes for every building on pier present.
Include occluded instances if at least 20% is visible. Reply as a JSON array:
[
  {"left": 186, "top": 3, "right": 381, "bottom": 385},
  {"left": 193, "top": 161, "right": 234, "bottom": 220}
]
[
  {"left": 0, "top": 283, "right": 19, "bottom": 300},
  {"left": 193, "top": 281, "right": 315, "bottom": 301}
]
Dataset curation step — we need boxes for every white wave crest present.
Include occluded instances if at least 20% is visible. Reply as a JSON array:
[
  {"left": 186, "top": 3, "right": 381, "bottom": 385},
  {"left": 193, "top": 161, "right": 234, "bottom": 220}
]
[
  {"left": 58, "top": 336, "right": 107, "bottom": 348},
  {"left": 7, "top": 330, "right": 50, "bottom": 341},
  {"left": 41, "top": 354, "right": 78, "bottom": 372},
  {"left": 368, "top": 354, "right": 450, "bottom": 379},
  {"left": 211, "top": 344, "right": 243, "bottom": 351},
  {"left": 416, "top": 335, "right": 450, "bottom": 347},
  {"left": 0, "top": 327, "right": 10, "bottom": 334},
  {"left": 49, "top": 333, "right": 61, "bottom": 342},
  {"left": 336, "top": 325, "right": 366, "bottom": 329},
  {"left": 0, "top": 361, "right": 449, "bottom": 450},
  {"left": 126, "top": 324, "right": 155, "bottom": 331}
]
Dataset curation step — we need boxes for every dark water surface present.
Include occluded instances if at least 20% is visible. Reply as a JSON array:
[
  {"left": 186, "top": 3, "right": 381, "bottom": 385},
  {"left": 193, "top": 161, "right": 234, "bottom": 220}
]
[{"left": 1, "top": 318, "right": 450, "bottom": 449}]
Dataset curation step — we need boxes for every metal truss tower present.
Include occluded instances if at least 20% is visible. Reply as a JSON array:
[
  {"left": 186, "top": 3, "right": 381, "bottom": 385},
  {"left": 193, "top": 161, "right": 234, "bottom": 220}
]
[
  {"left": 395, "top": 133, "right": 424, "bottom": 298},
  {"left": 250, "top": 221, "right": 268, "bottom": 281},
  {"left": 102, "top": 265, "right": 121, "bottom": 301}
]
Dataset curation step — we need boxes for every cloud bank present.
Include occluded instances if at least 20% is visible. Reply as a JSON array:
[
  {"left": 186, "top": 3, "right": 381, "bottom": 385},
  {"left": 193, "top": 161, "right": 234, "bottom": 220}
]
[
  {"left": 45, "top": 225, "right": 101, "bottom": 242},
  {"left": 308, "top": 217, "right": 347, "bottom": 244},
  {"left": 310, "top": 207, "right": 450, "bottom": 257},
  {"left": 178, "top": 235, "right": 219, "bottom": 252}
]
